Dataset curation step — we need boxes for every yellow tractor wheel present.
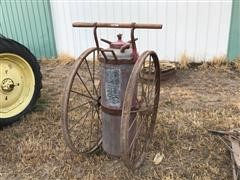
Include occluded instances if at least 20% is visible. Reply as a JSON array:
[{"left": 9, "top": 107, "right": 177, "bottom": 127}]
[{"left": 0, "top": 37, "right": 42, "bottom": 126}]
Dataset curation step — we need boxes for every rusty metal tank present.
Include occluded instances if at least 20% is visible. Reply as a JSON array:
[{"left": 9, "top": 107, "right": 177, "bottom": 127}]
[{"left": 99, "top": 34, "right": 137, "bottom": 156}]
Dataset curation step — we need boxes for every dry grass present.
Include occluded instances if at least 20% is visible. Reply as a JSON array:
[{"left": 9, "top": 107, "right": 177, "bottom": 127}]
[
  {"left": 56, "top": 53, "right": 75, "bottom": 65},
  {"left": 209, "top": 55, "right": 228, "bottom": 67},
  {"left": 233, "top": 57, "right": 240, "bottom": 71},
  {"left": 0, "top": 60, "right": 240, "bottom": 179},
  {"left": 178, "top": 54, "right": 236, "bottom": 71},
  {"left": 178, "top": 53, "right": 192, "bottom": 69}
]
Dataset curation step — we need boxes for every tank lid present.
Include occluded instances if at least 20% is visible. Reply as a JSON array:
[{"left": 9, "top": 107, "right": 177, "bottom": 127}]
[{"left": 110, "top": 34, "right": 127, "bottom": 49}]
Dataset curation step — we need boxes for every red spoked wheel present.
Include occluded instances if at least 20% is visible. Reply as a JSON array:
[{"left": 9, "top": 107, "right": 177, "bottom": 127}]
[
  {"left": 120, "top": 51, "right": 160, "bottom": 169},
  {"left": 62, "top": 47, "right": 102, "bottom": 154}
]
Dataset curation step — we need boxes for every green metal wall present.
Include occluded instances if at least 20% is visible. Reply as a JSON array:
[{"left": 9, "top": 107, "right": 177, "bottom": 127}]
[
  {"left": 228, "top": 0, "right": 240, "bottom": 60},
  {"left": 0, "top": 1, "right": 56, "bottom": 59}
]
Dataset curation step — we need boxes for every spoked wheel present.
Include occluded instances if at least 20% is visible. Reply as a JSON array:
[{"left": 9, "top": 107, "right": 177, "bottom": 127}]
[
  {"left": 120, "top": 51, "right": 160, "bottom": 169},
  {"left": 62, "top": 47, "right": 102, "bottom": 154}
]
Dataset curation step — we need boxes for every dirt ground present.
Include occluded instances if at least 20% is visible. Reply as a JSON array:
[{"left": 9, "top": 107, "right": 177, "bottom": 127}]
[{"left": 0, "top": 60, "right": 240, "bottom": 179}]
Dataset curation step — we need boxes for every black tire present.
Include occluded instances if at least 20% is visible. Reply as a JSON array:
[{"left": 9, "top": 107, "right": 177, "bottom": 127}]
[
  {"left": 0, "top": 34, "right": 6, "bottom": 39},
  {"left": 0, "top": 37, "right": 42, "bottom": 126}
]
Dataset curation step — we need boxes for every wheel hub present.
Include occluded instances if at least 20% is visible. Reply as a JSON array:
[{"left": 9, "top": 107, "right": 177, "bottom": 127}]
[
  {"left": 1, "top": 78, "right": 15, "bottom": 92},
  {"left": 90, "top": 98, "right": 101, "bottom": 107}
]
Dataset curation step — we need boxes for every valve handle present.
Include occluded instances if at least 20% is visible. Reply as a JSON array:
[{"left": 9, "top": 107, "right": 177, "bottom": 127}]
[
  {"left": 119, "top": 38, "right": 138, "bottom": 53},
  {"left": 120, "top": 43, "right": 131, "bottom": 53},
  {"left": 127, "top": 38, "right": 138, "bottom": 43},
  {"left": 100, "top": 38, "right": 112, "bottom": 45}
]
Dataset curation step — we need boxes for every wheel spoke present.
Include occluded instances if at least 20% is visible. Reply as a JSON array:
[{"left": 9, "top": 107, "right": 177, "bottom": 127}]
[
  {"left": 69, "top": 101, "right": 90, "bottom": 112},
  {"left": 129, "top": 115, "right": 149, "bottom": 162},
  {"left": 70, "top": 90, "right": 97, "bottom": 101},
  {"left": 128, "top": 107, "right": 154, "bottom": 132},
  {"left": 128, "top": 114, "right": 145, "bottom": 151},
  {"left": 130, "top": 135, "right": 138, "bottom": 161},
  {"left": 76, "top": 72, "right": 95, "bottom": 100},
  {"left": 128, "top": 116, "right": 137, "bottom": 132},
  {"left": 84, "top": 58, "right": 99, "bottom": 97},
  {"left": 69, "top": 108, "right": 91, "bottom": 131}
]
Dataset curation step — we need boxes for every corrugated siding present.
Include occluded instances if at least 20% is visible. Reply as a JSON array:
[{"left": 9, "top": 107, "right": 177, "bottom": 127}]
[
  {"left": 50, "top": 1, "right": 232, "bottom": 61},
  {"left": 0, "top": 1, "right": 56, "bottom": 59},
  {"left": 228, "top": 0, "right": 240, "bottom": 60}
]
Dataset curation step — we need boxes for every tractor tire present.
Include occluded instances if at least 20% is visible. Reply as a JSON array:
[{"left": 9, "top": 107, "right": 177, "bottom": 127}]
[
  {"left": 0, "top": 37, "right": 42, "bottom": 126},
  {"left": 0, "top": 34, "right": 6, "bottom": 39}
]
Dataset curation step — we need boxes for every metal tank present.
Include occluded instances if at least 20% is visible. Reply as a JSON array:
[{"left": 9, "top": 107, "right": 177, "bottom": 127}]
[{"left": 99, "top": 34, "right": 137, "bottom": 156}]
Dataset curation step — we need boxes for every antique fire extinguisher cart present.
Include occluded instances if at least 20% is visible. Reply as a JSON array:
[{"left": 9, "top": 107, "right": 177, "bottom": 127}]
[{"left": 62, "top": 22, "right": 162, "bottom": 169}]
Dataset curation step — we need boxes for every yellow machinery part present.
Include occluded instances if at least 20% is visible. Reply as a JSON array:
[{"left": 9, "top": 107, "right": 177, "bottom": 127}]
[{"left": 0, "top": 53, "right": 35, "bottom": 118}]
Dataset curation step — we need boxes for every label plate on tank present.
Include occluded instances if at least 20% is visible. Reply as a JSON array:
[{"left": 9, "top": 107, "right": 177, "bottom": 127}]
[{"left": 105, "top": 69, "right": 121, "bottom": 107}]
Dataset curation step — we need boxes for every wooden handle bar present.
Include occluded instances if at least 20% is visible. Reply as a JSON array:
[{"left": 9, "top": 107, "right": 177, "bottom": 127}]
[{"left": 72, "top": 22, "right": 162, "bottom": 29}]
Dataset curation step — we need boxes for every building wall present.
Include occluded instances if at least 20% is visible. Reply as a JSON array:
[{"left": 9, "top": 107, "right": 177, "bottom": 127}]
[
  {"left": 50, "top": 1, "right": 232, "bottom": 61},
  {"left": 0, "top": 1, "right": 56, "bottom": 58},
  {"left": 228, "top": 0, "right": 240, "bottom": 60}
]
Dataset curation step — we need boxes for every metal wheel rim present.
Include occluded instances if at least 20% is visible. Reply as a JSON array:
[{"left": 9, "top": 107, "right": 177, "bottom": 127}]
[{"left": 0, "top": 53, "right": 35, "bottom": 118}]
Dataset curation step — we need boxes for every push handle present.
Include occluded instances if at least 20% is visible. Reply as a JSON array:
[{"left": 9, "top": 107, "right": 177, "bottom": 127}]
[{"left": 73, "top": 22, "right": 162, "bottom": 29}]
